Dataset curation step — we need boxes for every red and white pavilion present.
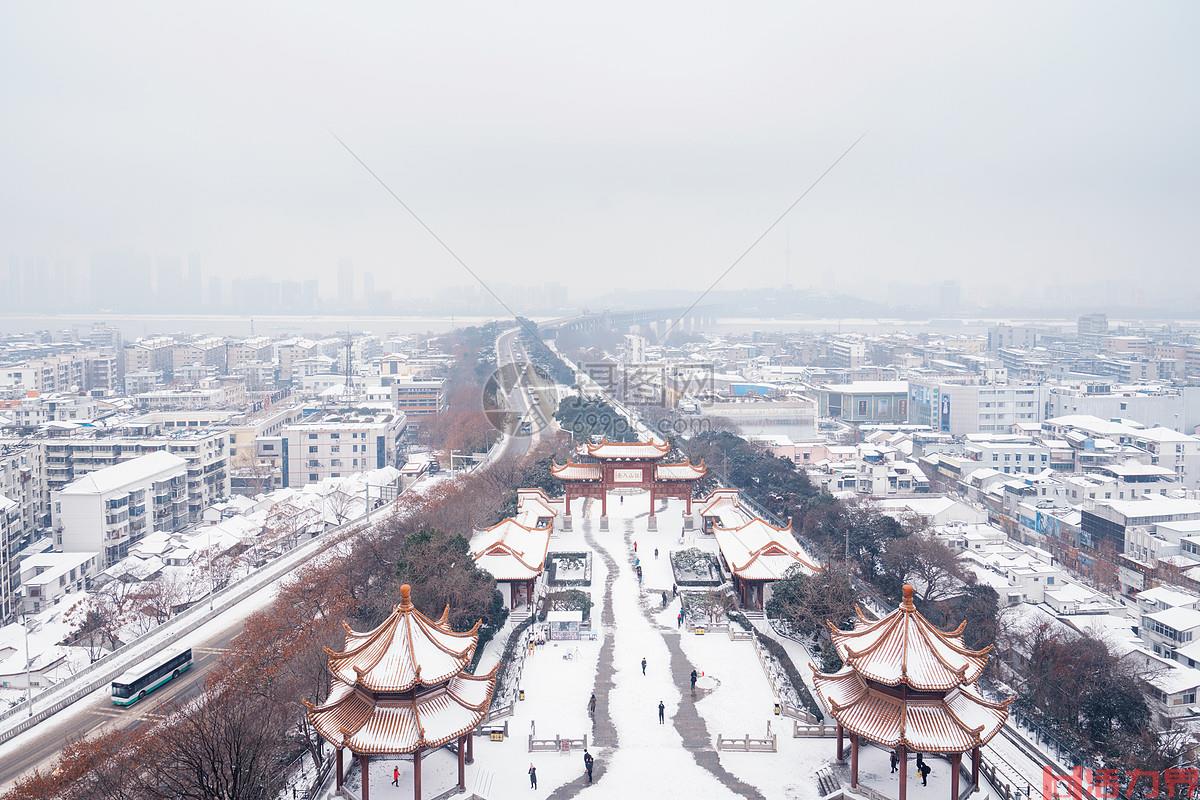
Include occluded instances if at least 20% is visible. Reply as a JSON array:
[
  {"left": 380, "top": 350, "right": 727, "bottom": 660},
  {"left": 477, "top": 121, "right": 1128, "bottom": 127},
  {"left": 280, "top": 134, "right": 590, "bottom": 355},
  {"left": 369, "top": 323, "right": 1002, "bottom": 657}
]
[
  {"left": 550, "top": 439, "right": 706, "bottom": 530},
  {"left": 812, "top": 585, "right": 1011, "bottom": 800},
  {"left": 305, "top": 584, "right": 497, "bottom": 800},
  {"left": 471, "top": 517, "right": 552, "bottom": 610}
]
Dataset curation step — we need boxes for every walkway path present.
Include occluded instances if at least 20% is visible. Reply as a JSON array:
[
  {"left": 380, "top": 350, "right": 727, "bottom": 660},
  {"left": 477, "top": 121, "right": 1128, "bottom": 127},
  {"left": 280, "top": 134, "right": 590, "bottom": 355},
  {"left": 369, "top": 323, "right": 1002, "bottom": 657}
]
[
  {"left": 624, "top": 521, "right": 766, "bottom": 800},
  {"left": 544, "top": 514, "right": 618, "bottom": 799}
]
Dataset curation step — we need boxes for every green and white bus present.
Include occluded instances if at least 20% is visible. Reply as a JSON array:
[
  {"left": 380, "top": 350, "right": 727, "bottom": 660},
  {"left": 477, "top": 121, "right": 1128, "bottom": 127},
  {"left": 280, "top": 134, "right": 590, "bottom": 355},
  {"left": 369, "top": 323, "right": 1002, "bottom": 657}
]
[{"left": 111, "top": 647, "right": 193, "bottom": 707}]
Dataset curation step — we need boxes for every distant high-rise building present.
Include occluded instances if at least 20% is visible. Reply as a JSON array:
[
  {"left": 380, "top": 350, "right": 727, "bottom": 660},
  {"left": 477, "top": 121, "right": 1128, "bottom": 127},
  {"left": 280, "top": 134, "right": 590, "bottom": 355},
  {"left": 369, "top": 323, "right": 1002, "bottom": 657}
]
[
  {"left": 937, "top": 280, "right": 961, "bottom": 313},
  {"left": 207, "top": 276, "right": 223, "bottom": 309},
  {"left": 363, "top": 272, "right": 375, "bottom": 309},
  {"left": 1078, "top": 313, "right": 1109, "bottom": 352},
  {"left": 187, "top": 254, "right": 203, "bottom": 301},
  {"left": 337, "top": 260, "right": 354, "bottom": 309}
]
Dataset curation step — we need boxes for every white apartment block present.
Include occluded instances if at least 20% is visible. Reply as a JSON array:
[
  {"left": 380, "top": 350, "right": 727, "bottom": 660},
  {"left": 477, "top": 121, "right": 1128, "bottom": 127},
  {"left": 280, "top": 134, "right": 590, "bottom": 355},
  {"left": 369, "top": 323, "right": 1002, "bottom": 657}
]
[
  {"left": 226, "top": 336, "right": 274, "bottom": 370},
  {"left": 135, "top": 379, "right": 246, "bottom": 411},
  {"left": 18, "top": 550, "right": 99, "bottom": 615},
  {"left": 43, "top": 429, "right": 230, "bottom": 524},
  {"left": 963, "top": 435, "right": 1050, "bottom": 475},
  {"left": 282, "top": 410, "right": 406, "bottom": 488},
  {"left": 56, "top": 452, "right": 190, "bottom": 567},
  {"left": 172, "top": 337, "right": 227, "bottom": 373},
  {"left": 124, "top": 337, "right": 176, "bottom": 376},
  {"left": 0, "top": 351, "right": 116, "bottom": 394}
]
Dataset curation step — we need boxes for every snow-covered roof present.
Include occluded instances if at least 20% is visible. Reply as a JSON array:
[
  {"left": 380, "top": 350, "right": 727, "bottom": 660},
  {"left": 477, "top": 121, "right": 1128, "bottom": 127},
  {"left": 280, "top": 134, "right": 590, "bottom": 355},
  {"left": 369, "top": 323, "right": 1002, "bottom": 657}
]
[
  {"left": 59, "top": 451, "right": 187, "bottom": 495},
  {"left": 713, "top": 517, "right": 819, "bottom": 581},
  {"left": 307, "top": 584, "right": 497, "bottom": 755},
  {"left": 471, "top": 518, "right": 551, "bottom": 581}
]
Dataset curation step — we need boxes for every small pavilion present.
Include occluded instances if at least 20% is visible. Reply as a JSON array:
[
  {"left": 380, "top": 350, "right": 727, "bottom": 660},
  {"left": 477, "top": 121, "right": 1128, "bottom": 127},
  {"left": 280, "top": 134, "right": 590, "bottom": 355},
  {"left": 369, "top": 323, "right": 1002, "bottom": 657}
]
[
  {"left": 471, "top": 516, "right": 552, "bottom": 609},
  {"left": 713, "top": 516, "right": 821, "bottom": 610},
  {"left": 811, "top": 585, "right": 1011, "bottom": 800},
  {"left": 551, "top": 438, "right": 705, "bottom": 529},
  {"left": 305, "top": 584, "right": 497, "bottom": 800}
]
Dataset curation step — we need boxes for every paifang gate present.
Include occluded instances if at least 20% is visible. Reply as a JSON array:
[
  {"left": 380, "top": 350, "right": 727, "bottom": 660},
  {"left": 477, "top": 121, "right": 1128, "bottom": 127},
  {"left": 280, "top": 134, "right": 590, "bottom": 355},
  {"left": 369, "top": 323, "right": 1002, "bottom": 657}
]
[{"left": 550, "top": 439, "right": 706, "bottom": 519}]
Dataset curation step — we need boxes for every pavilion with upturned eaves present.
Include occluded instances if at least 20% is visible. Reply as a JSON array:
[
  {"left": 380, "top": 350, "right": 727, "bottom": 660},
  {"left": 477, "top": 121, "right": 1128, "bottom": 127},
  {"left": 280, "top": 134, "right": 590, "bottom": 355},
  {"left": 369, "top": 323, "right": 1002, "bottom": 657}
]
[
  {"left": 550, "top": 438, "right": 706, "bottom": 530},
  {"left": 305, "top": 584, "right": 497, "bottom": 800},
  {"left": 812, "top": 585, "right": 1011, "bottom": 800}
]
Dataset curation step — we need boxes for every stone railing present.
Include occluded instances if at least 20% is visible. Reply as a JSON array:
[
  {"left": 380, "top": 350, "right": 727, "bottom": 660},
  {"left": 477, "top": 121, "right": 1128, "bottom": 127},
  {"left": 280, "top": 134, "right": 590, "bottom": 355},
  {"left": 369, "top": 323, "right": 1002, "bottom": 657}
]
[{"left": 715, "top": 733, "right": 777, "bottom": 753}]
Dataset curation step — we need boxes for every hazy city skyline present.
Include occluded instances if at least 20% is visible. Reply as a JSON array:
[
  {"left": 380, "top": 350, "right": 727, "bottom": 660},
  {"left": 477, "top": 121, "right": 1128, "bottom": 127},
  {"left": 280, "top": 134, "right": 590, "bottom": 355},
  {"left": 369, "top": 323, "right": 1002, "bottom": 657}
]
[{"left": 3, "top": 3, "right": 1198, "bottom": 315}]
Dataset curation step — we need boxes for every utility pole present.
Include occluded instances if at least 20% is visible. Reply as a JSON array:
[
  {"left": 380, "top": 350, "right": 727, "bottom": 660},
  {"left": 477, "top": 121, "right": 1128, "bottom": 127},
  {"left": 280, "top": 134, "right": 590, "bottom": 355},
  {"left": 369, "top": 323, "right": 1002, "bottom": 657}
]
[{"left": 21, "top": 611, "right": 34, "bottom": 716}]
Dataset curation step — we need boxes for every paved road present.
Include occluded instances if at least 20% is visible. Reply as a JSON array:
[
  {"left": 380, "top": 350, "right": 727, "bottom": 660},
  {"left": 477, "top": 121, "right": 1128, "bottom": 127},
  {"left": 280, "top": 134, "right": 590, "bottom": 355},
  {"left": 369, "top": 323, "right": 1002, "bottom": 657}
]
[{"left": 0, "top": 602, "right": 248, "bottom": 789}]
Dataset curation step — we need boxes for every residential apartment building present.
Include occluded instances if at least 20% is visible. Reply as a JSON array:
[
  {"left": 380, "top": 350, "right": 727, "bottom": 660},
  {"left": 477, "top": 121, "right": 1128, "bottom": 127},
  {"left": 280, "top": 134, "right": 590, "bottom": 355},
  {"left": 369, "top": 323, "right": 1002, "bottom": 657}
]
[
  {"left": 172, "top": 336, "right": 228, "bottom": 373},
  {"left": 963, "top": 435, "right": 1050, "bottom": 475},
  {"left": 0, "top": 497, "right": 21, "bottom": 623},
  {"left": 18, "top": 551, "right": 99, "bottom": 614},
  {"left": 43, "top": 429, "right": 229, "bottom": 524},
  {"left": 56, "top": 452, "right": 190, "bottom": 567},
  {"left": 827, "top": 337, "right": 867, "bottom": 369},
  {"left": 282, "top": 409, "right": 407, "bottom": 488},
  {"left": 124, "top": 337, "right": 176, "bottom": 377},
  {"left": 226, "top": 336, "right": 274, "bottom": 370},
  {"left": 383, "top": 376, "right": 447, "bottom": 417}
]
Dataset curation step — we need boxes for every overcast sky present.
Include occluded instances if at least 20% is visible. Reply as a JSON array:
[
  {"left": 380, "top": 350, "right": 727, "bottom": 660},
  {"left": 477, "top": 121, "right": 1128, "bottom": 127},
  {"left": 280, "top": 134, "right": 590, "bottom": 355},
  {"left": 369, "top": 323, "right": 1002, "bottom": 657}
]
[{"left": 2, "top": 2, "right": 1197, "bottom": 311}]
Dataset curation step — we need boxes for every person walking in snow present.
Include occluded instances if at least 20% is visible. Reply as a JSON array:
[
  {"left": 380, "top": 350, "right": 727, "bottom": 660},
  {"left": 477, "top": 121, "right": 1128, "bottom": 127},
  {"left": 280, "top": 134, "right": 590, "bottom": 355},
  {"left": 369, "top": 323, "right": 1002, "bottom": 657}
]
[
  {"left": 677, "top": 610, "right": 683, "bottom": 628},
  {"left": 690, "top": 669, "right": 698, "bottom": 696},
  {"left": 661, "top": 590, "right": 668, "bottom": 608},
  {"left": 392, "top": 765, "right": 400, "bottom": 786},
  {"left": 658, "top": 700, "right": 666, "bottom": 724},
  {"left": 583, "top": 750, "right": 594, "bottom": 783},
  {"left": 654, "top": 547, "right": 659, "bottom": 559},
  {"left": 889, "top": 751, "right": 898, "bottom": 774},
  {"left": 918, "top": 761, "right": 931, "bottom": 787},
  {"left": 641, "top": 657, "right": 647, "bottom": 675},
  {"left": 588, "top": 692, "right": 596, "bottom": 716},
  {"left": 529, "top": 764, "right": 537, "bottom": 789}
]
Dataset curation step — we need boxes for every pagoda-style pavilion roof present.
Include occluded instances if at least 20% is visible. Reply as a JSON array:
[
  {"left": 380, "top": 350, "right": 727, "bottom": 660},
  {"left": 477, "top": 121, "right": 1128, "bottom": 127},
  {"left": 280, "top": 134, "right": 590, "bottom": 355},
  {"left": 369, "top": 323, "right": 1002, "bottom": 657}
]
[
  {"left": 826, "top": 585, "right": 992, "bottom": 691},
  {"left": 549, "top": 462, "right": 602, "bottom": 481},
  {"left": 583, "top": 439, "right": 671, "bottom": 460},
  {"left": 655, "top": 460, "right": 707, "bottom": 481},
  {"left": 713, "top": 517, "right": 820, "bottom": 581},
  {"left": 323, "top": 585, "right": 482, "bottom": 693},
  {"left": 306, "top": 669, "right": 496, "bottom": 755},
  {"left": 810, "top": 667, "right": 1011, "bottom": 753},
  {"left": 471, "top": 518, "right": 552, "bottom": 581}
]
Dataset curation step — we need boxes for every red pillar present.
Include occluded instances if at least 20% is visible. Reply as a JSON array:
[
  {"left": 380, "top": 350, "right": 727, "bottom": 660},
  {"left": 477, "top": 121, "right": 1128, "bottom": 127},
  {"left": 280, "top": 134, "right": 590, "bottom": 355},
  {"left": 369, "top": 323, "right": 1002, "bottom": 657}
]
[
  {"left": 466, "top": 732, "right": 474, "bottom": 764},
  {"left": 836, "top": 723, "right": 844, "bottom": 760},
  {"left": 850, "top": 734, "right": 859, "bottom": 788},
  {"left": 361, "top": 754, "right": 370, "bottom": 800},
  {"left": 413, "top": 748, "right": 422, "bottom": 800},
  {"left": 458, "top": 735, "right": 466, "bottom": 790},
  {"left": 951, "top": 752, "right": 962, "bottom": 800},
  {"left": 336, "top": 748, "right": 344, "bottom": 790},
  {"left": 898, "top": 744, "right": 907, "bottom": 800},
  {"left": 971, "top": 746, "right": 980, "bottom": 791},
  {"left": 565, "top": 490, "right": 571, "bottom": 514},
  {"left": 649, "top": 487, "right": 655, "bottom": 517},
  {"left": 601, "top": 489, "right": 607, "bottom": 517}
]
